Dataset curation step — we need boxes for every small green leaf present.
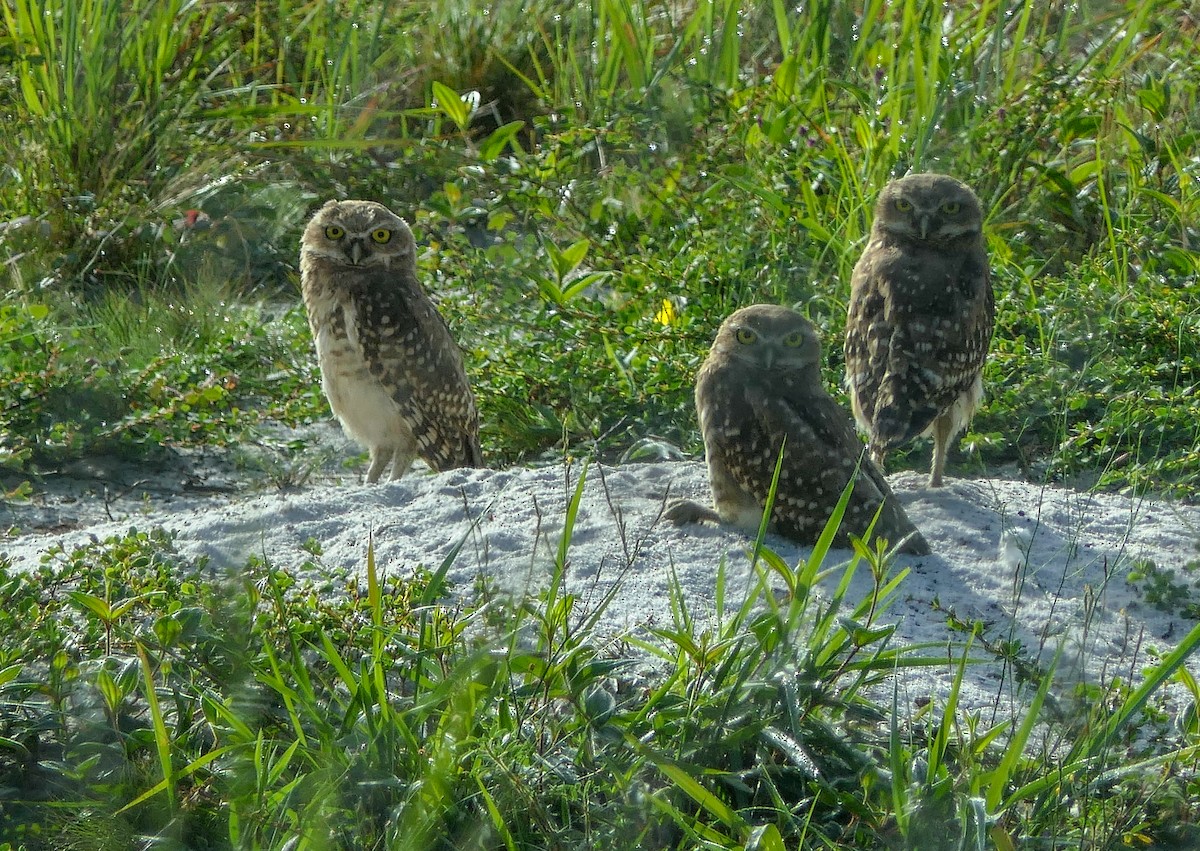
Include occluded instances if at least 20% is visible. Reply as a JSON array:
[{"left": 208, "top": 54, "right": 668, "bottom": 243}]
[
  {"left": 487, "top": 210, "right": 514, "bottom": 231},
  {"left": 153, "top": 614, "right": 182, "bottom": 647},
  {"left": 1136, "top": 84, "right": 1168, "bottom": 119},
  {"left": 67, "top": 591, "right": 113, "bottom": 621},
  {"left": 95, "top": 668, "right": 122, "bottom": 714},
  {"left": 548, "top": 238, "right": 590, "bottom": 281},
  {"left": 1068, "top": 159, "right": 1103, "bottom": 186},
  {"left": 535, "top": 276, "right": 565, "bottom": 305},
  {"left": 746, "top": 823, "right": 785, "bottom": 851},
  {"left": 110, "top": 591, "right": 165, "bottom": 620},
  {"left": 560, "top": 270, "right": 613, "bottom": 302},
  {"left": 478, "top": 120, "right": 525, "bottom": 161},
  {"left": 432, "top": 80, "right": 470, "bottom": 130}
]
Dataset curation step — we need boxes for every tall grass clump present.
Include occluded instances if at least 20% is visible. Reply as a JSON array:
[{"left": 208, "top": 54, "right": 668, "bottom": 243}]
[{"left": 0, "top": 1, "right": 231, "bottom": 278}]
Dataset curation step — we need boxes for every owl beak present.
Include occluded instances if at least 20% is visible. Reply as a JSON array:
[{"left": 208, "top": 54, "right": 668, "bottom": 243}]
[
  {"left": 762, "top": 347, "right": 776, "bottom": 370},
  {"left": 344, "top": 240, "right": 366, "bottom": 266},
  {"left": 918, "top": 214, "right": 931, "bottom": 240}
]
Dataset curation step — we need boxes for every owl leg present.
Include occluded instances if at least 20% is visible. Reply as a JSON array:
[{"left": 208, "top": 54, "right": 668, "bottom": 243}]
[
  {"left": 389, "top": 448, "right": 416, "bottom": 481},
  {"left": 928, "top": 412, "right": 956, "bottom": 488},
  {"left": 365, "top": 446, "right": 394, "bottom": 484}
]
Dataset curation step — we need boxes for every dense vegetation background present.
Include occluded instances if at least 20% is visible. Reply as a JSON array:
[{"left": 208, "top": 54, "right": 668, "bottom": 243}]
[
  {"left": 1, "top": 0, "right": 1197, "bottom": 495},
  {"left": 2, "top": 1, "right": 1200, "bottom": 849}
]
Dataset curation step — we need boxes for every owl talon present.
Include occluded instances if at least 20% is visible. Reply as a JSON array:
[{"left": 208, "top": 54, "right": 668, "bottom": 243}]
[{"left": 663, "top": 499, "right": 723, "bottom": 527}]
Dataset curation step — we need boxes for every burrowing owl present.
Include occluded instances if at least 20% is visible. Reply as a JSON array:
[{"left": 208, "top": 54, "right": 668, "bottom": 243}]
[
  {"left": 844, "top": 173, "right": 993, "bottom": 487},
  {"left": 667, "top": 305, "right": 929, "bottom": 555},
  {"left": 299, "top": 200, "right": 482, "bottom": 483}
]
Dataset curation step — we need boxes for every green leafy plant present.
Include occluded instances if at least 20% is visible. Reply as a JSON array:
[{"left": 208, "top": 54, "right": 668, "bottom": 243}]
[{"left": 1127, "top": 555, "right": 1200, "bottom": 619}]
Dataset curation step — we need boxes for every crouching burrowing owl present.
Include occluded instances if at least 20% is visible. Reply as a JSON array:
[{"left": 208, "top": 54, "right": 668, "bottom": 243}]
[
  {"left": 844, "top": 173, "right": 994, "bottom": 487},
  {"left": 299, "top": 200, "right": 483, "bottom": 483},
  {"left": 666, "top": 305, "right": 929, "bottom": 555}
]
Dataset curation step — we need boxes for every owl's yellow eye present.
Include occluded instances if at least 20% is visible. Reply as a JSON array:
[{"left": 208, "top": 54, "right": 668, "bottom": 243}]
[
  {"left": 782, "top": 331, "right": 807, "bottom": 348},
  {"left": 941, "top": 201, "right": 960, "bottom": 214},
  {"left": 324, "top": 225, "right": 345, "bottom": 240},
  {"left": 735, "top": 328, "right": 757, "bottom": 345},
  {"left": 895, "top": 198, "right": 913, "bottom": 212},
  {"left": 370, "top": 228, "right": 392, "bottom": 244}
]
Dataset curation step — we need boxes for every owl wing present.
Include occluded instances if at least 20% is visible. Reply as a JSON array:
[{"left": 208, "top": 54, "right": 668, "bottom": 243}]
[
  {"left": 845, "top": 252, "right": 901, "bottom": 430},
  {"left": 739, "top": 380, "right": 928, "bottom": 554},
  {"left": 846, "top": 242, "right": 992, "bottom": 449},
  {"left": 349, "top": 267, "right": 483, "bottom": 470}
]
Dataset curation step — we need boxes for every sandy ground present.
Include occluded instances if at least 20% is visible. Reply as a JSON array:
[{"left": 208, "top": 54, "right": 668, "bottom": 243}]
[{"left": 4, "top": 458, "right": 1200, "bottom": 721}]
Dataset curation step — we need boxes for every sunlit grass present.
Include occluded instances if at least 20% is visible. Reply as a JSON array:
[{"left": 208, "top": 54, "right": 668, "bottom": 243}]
[{"left": 0, "top": 0, "right": 1193, "bottom": 490}]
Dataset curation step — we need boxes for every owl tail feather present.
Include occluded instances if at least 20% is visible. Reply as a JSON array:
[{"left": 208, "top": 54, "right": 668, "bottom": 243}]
[
  {"left": 872, "top": 393, "right": 940, "bottom": 453},
  {"left": 878, "top": 499, "right": 930, "bottom": 556},
  {"left": 856, "top": 449, "right": 931, "bottom": 556}
]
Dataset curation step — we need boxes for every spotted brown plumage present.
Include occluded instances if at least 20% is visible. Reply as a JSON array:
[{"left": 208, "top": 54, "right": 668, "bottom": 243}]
[
  {"left": 299, "top": 199, "right": 482, "bottom": 483},
  {"left": 844, "top": 173, "right": 994, "bottom": 487},
  {"left": 667, "top": 305, "right": 929, "bottom": 555}
]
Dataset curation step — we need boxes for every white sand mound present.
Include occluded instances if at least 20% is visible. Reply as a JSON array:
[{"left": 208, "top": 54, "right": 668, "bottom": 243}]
[{"left": 5, "top": 461, "right": 1199, "bottom": 715}]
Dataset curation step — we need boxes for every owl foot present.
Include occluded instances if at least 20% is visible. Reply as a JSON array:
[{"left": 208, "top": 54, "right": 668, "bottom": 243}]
[{"left": 663, "top": 499, "right": 723, "bottom": 527}]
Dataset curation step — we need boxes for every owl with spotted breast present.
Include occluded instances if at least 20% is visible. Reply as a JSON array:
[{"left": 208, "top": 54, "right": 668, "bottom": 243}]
[
  {"left": 299, "top": 200, "right": 482, "bottom": 483},
  {"left": 666, "top": 305, "right": 929, "bottom": 555},
  {"left": 844, "top": 173, "right": 993, "bottom": 487}
]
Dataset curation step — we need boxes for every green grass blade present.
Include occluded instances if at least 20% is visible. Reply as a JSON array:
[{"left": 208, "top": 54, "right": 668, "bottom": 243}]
[
  {"left": 116, "top": 744, "right": 237, "bottom": 815},
  {"left": 1077, "top": 619, "right": 1200, "bottom": 764},
  {"left": 656, "top": 760, "right": 745, "bottom": 831},
  {"left": 136, "top": 641, "right": 177, "bottom": 812},
  {"left": 988, "top": 644, "right": 1061, "bottom": 812},
  {"left": 550, "top": 459, "right": 589, "bottom": 602}
]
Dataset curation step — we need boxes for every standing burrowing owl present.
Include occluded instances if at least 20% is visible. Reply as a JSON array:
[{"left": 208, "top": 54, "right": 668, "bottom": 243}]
[
  {"left": 299, "top": 200, "right": 482, "bottom": 483},
  {"left": 844, "top": 173, "right": 993, "bottom": 487},
  {"left": 666, "top": 305, "right": 929, "bottom": 555}
]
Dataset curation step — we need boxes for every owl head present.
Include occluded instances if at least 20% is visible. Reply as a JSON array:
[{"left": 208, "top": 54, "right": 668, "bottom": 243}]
[
  {"left": 872, "top": 173, "right": 983, "bottom": 243},
  {"left": 301, "top": 200, "right": 415, "bottom": 268},
  {"left": 712, "top": 305, "right": 821, "bottom": 372}
]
